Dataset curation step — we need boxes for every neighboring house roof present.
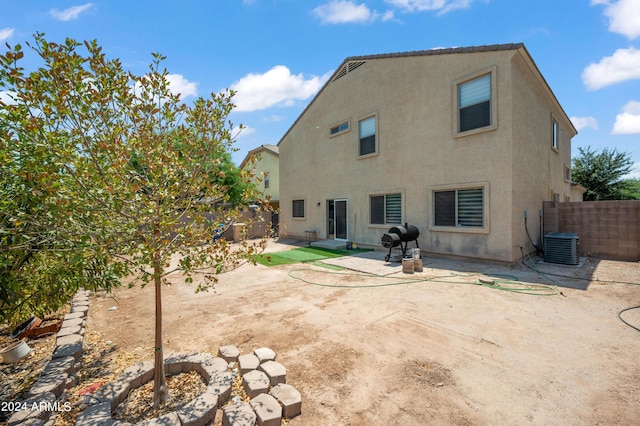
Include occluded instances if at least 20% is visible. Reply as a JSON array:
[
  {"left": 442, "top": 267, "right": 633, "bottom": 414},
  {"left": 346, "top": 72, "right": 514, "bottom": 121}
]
[
  {"left": 239, "top": 144, "right": 280, "bottom": 170},
  {"left": 277, "top": 43, "right": 576, "bottom": 145}
]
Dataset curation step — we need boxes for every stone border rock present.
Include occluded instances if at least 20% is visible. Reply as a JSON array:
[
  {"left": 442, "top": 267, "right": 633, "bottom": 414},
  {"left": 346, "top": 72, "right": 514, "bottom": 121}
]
[
  {"left": 74, "top": 345, "right": 301, "bottom": 426},
  {"left": 222, "top": 346, "right": 302, "bottom": 425},
  {"left": 76, "top": 352, "right": 230, "bottom": 426},
  {"left": 7, "top": 290, "right": 91, "bottom": 426},
  {"left": 5, "top": 292, "right": 303, "bottom": 426}
]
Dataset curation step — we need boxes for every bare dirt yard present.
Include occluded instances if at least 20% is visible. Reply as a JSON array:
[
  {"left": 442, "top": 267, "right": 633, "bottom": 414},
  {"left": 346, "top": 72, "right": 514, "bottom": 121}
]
[{"left": 87, "top": 239, "right": 640, "bottom": 425}]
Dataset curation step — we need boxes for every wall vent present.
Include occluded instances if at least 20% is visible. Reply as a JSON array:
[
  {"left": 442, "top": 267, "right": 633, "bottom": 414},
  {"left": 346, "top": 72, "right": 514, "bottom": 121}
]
[
  {"left": 332, "top": 61, "right": 367, "bottom": 83},
  {"left": 544, "top": 233, "right": 580, "bottom": 265},
  {"left": 348, "top": 61, "right": 366, "bottom": 72},
  {"left": 332, "top": 65, "right": 347, "bottom": 82}
]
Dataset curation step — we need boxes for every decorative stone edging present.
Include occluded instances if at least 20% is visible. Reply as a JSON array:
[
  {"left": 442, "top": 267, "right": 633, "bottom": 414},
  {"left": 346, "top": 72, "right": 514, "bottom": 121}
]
[
  {"left": 74, "top": 345, "right": 302, "bottom": 426},
  {"left": 7, "top": 290, "right": 91, "bottom": 426}
]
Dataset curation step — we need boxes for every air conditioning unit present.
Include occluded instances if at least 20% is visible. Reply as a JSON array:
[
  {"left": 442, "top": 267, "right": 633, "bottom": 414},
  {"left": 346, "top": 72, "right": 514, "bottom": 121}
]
[{"left": 544, "top": 233, "right": 580, "bottom": 265}]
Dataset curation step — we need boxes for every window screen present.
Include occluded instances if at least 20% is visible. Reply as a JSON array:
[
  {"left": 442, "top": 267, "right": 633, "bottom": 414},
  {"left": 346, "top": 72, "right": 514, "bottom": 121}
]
[
  {"left": 459, "top": 74, "right": 491, "bottom": 132},
  {"left": 330, "top": 122, "right": 349, "bottom": 135},
  {"left": 370, "top": 193, "right": 401, "bottom": 225},
  {"left": 434, "top": 191, "right": 456, "bottom": 227},
  {"left": 292, "top": 199, "right": 305, "bottom": 218},
  {"left": 457, "top": 188, "right": 483, "bottom": 227},
  {"left": 434, "top": 188, "right": 483, "bottom": 227},
  {"left": 370, "top": 195, "right": 385, "bottom": 224},
  {"left": 385, "top": 194, "right": 402, "bottom": 224},
  {"left": 359, "top": 116, "right": 376, "bottom": 156}
]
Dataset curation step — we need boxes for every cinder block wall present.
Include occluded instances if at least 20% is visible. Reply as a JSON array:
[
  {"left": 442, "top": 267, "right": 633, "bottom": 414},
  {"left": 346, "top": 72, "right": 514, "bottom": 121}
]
[{"left": 543, "top": 201, "right": 640, "bottom": 261}]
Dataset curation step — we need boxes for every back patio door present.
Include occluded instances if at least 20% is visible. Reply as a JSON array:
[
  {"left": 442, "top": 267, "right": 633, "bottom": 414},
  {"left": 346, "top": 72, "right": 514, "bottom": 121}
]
[{"left": 327, "top": 199, "right": 348, "bottom": 240}]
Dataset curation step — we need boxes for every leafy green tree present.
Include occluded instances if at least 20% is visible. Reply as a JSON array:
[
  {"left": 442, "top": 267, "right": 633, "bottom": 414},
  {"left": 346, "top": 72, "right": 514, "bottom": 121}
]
[
  {"left": 619, "top": 178, "right": 640, "bottom": 200},
  {"left": 571, "top": 146, "right": 634, "bottom": 201},
  {"left": 211, "top": 150, "right": 255, "bottom": 208},
  {"left": 1, "top": 34, "right": 267, "bottom": 407},
  {"left": 0, "top": 126, "right": 124, "bottom": 324}
]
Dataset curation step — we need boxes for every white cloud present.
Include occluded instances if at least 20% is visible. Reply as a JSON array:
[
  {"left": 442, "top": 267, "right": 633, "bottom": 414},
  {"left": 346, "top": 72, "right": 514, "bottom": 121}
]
[
  {"left": 381, "top": 10, "right": 395, "bottom": 21},
  {"left": 313, "top": 1, "right": 394, "bottom": 24},
  {"left": 592, "top": 0, "right": 640, "bottom": 39},
  {"left": 582, "top": 47, "right": 640, "bottom": 90},
  {"left": 612, "top": 100, "right": 640, "bottom": 134},
  {"left": 166, "top": 74, "right": 197, "bottom": 99},
  {"left": 262, "top": 114, "right": 286, "bottom": 123},
  {"left": 0, "top": 91, "right": 18, "bottom": 106},
  {"left": 132, "top": 74, "right": 197, "bottom": 103},
  {"left": 570, "top": 116, "right": 599, "bottom": 132},
  {"left": 230, "top": 65, "right": 331, "bottom": 112},
  {"left": 385, "top": 0, "right": 472, "bottom": 14},
  {"left": 50, "top": 3, "right": 94, "bottom": 22},
  {"left": 0, "top": 28, "right": 15, "bottom": 42}
]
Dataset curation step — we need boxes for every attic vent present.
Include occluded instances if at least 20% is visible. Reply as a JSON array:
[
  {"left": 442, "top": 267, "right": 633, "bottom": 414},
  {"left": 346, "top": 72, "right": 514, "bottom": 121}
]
[
  {"left": 332, "top": 61, "right": 367, "bottom": 83},
  {"left": 544, "top": 233, "right": 580, "bottom": 265},
  {"left": 348, "top": 61, "right": 366, "bottom": 72},
  {"left": 332, "top": 66, "right": 347, "bottom": 82}
]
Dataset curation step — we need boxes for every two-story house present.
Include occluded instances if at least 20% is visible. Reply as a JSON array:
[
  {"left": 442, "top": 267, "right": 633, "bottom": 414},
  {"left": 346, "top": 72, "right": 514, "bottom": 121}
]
[
  {"left": 278, "top": 43, "right": 580, "bottom": 263},
  {"left": 239, "top": 144, "right": 280, "bottom": 210}
]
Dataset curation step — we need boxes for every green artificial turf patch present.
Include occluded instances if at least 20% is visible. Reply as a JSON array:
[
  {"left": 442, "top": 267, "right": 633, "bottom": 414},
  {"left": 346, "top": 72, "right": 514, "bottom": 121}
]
[{"left": 253, "top": 246, "right": 372, "bottom": 267}]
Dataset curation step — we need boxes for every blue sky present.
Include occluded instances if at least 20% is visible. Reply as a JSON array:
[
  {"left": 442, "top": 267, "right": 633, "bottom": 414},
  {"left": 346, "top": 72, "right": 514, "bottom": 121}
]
[{"left": 2, "top": 1, "right": 639, "bottom": 177}]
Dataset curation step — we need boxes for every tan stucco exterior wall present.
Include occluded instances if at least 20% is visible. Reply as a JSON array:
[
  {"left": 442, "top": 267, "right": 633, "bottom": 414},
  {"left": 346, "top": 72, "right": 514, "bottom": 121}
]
[
  {"left": 509, "top": 52, "right": 577, "bottom": 259},
  {"left": 279, "top": 47, "right": 575, "bottom": 263},
  {"left": 254, "top": 151, "right": 280, "bottom": 204},
  {"left": 242, "top": 148, "right": 280, "bottom": 207}
]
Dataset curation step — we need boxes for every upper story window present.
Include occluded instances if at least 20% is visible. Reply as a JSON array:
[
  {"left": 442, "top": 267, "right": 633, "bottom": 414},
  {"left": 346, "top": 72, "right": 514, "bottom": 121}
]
[
  {"left": 359, "top": 116, "right": 376, "bottom": 156},
  {"left": 264, "top": 176, "right": 270, "bottom": 189},
  {"left": 552, "top": 118, "right": 558, "bottom": 150},
  {"left": 458, "top": 73, "right": 491, "bottom": 133},
  {"left": 330, "top": 121, "right": 349, "bottom": 136}
]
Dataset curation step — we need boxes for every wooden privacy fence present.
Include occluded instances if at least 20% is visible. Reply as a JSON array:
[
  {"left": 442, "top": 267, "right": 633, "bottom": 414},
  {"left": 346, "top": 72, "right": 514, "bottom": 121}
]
[{"left": 543, "top": 200, "right": 640, "bottom": 261}]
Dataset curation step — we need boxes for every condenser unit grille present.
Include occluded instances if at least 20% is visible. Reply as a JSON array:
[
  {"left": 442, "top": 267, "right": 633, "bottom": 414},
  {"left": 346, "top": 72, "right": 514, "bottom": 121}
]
[{"left": 544, "top": 233, "right": 580, "bottom": 265}]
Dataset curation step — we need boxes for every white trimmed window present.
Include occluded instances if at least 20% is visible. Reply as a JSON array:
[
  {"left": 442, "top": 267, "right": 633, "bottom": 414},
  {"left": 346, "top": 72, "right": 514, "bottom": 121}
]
[
  {"left": 552, "top": 118, "right": 558, "bottom": 150},
  {"left": 434, "top": 188, "right": 483, "bottom": 227},
  {"left": 359, "top": 116, "right": 376, "bottom": 156},
  {"left": 370, "top": 193, "right": 401, "bottom": 225},
  {"left": 458, "top": 74, "right": 491, "bottom": 133}
]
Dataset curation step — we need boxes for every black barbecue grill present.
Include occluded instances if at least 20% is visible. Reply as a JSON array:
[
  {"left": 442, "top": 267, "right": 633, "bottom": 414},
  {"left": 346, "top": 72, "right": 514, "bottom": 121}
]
[{"left": 381, "top": 224, "right": 420, "bottom": 262}]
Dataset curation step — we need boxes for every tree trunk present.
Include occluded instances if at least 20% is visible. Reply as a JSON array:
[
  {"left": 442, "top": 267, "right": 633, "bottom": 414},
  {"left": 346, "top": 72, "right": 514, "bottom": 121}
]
[{"left": 152, "top": 233, "right": 169, "bottom": 407}]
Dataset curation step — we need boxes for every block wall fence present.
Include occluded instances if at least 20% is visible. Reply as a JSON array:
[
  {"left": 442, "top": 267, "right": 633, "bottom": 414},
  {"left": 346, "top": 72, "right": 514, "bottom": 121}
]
[{"left": 543, "top": 200, "right": 640, "bottom": 261}]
